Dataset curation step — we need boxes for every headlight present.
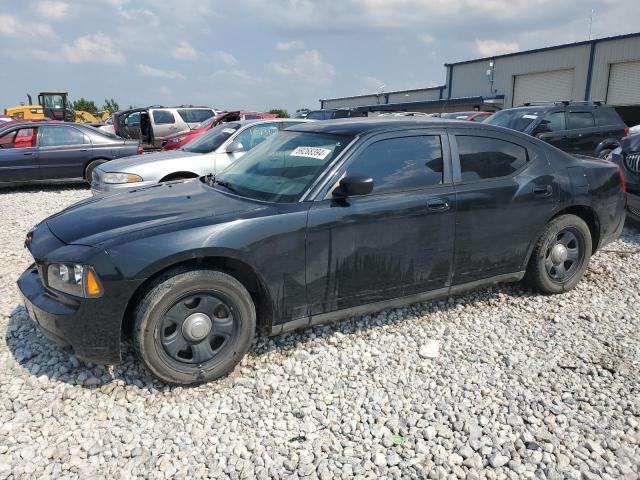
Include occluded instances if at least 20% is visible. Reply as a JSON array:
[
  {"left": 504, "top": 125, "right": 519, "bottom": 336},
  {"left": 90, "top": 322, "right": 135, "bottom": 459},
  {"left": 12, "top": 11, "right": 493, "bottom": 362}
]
[
  {"left": 46, "top": 264, "right": 103, "bottom": 298},
  {"left": 170, "top": 136, "right": 185, "bottom": 143},
  {"left": 102, "top": 172, "right": 143, "bottom": 184}
]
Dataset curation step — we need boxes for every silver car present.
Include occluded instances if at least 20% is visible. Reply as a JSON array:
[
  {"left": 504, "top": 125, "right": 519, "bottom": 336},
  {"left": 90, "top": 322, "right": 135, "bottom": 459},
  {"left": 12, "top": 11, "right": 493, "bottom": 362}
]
[{"left": 91, "top": 118, "right": 311, "bottom": 196}]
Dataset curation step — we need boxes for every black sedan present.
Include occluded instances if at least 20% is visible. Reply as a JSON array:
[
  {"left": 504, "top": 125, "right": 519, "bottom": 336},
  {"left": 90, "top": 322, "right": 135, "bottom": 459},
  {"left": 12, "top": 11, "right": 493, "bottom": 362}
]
[
  {"left": 609, "top": 134, "right": 640, "bottom": 223},
  {"left": 0, "top": 121, "right": 141, "bottom": 186},
  {"left": 18, "top": 119, "right": 626, "bottom": 385}
]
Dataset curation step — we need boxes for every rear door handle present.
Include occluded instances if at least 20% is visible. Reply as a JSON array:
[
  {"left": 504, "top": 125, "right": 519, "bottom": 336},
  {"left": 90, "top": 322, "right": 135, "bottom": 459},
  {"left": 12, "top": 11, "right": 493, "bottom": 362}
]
[
  {"left": 427, "top": 199, "right": 450, "bottom": 211},
  {"left": 533, "top": 185, "right": 552, "bottom": 197}
]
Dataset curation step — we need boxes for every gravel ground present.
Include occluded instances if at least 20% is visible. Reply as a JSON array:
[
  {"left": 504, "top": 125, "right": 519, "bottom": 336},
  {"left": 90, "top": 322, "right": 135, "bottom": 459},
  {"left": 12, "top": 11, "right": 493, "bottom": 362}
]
[{"left": 0, "top": 185, "right": 639, "bottom": 480}]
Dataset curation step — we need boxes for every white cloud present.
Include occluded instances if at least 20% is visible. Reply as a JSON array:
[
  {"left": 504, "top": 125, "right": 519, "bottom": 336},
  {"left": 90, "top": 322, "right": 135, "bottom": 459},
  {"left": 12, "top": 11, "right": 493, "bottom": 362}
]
[
  {"left": 171, "top": 40, "right": 198, "bottom": 60},
  {"left": 270, "top": 50, "right": 335, "bottom": 86},
  {"left": 157, "top": 86, "right": 172, "bottom": 96},
  {"left": 60, "top": 34, "right": 125, "bottom": 64},
  {"left": 32, "top": 1, "right": 70, "bottom": 21},
  {"left": 214, "top": 51, "right": 239, "bottom": 66},
  {"left": 473, "top": 39, "right": 520, "bottom": 56},
  {"left": 0, "top": 13, "right": 54, "bottom": 37},
  {"left": 418, "top": 33, "right": 435, "bottom": 44},
  {"left": 276, "top": 40, "right": 304, "bottom": 51},
  {"left": 136, "top": 64, "right": 186, "bottom": 80},
  {"left": 360, "top": 76, "right": 386, "bottom": 94},
  {"left": 212, "top": 69, "right": 253, "bottom": 83}
]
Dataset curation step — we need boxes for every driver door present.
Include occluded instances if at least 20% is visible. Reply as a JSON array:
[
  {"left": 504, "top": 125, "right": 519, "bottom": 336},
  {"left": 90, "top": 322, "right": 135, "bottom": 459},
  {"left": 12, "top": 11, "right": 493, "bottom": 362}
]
[{"left": 305, "top": 129, "right": 456, "bottom": 316}]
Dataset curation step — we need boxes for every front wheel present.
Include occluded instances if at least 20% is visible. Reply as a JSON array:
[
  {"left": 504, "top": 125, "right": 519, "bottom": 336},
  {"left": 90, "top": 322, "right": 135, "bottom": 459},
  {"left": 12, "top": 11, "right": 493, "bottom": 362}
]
[
  {"left": 133, "top": 269, "right": 256, "bottom": 385},
  {"left": 525, "top": 214, "right": 592, "bottom": 294}
]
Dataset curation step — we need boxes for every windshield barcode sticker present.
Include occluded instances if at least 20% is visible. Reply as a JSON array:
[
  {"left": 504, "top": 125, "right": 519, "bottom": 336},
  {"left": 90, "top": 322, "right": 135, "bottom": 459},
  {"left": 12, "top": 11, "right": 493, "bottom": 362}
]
[
  {"left": 290, "top": 146, "right": 331, "bottom": 160},
  {"left": 222, "top": 128, "right": 236, "bottom": 134},
  {"left": 522, "top": 114, "right": 538, "bottom": 119}
]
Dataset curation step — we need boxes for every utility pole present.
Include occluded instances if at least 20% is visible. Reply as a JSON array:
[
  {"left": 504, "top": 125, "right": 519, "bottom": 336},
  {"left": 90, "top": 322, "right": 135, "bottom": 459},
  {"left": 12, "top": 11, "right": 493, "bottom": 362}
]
[{"left": 589, "top": 9, "right": 594, "bottom": 40}]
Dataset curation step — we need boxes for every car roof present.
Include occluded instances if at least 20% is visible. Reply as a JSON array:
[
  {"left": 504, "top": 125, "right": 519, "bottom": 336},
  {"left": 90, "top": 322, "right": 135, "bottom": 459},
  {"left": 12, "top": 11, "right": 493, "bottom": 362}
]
[{"left": 285, "top": 117, "right": 495, "bottom": 136}]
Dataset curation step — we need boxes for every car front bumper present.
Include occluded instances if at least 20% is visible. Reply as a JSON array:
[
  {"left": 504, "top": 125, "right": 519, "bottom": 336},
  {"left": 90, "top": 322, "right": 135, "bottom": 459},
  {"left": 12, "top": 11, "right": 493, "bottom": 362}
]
[
  {"left": 90, "top": 180, "right": 156, "bottom": 197},
  {"left": 18, "top": 263, "right": 135, "bottom": 364}
]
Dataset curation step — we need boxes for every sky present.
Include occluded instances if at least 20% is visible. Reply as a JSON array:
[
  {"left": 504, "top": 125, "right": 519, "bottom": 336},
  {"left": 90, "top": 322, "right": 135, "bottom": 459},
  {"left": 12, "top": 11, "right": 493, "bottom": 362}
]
[{"left": 0, "top": 0, "right": 638, "bottom": 114}]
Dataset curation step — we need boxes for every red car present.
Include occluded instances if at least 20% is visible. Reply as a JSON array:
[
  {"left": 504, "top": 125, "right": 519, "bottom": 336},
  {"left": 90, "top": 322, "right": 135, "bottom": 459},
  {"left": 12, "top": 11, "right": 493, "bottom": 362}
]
[
  {"left": 441, "top": 111, "right": 494, "bottom": 122},
  {"left": 162, "top": 111, "right": 278, "bottom": 150}
]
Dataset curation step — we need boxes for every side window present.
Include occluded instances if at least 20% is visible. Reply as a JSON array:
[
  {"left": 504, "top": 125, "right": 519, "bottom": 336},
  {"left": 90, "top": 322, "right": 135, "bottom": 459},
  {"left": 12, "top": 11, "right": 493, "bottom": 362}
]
[
  {"left": 457, "top": 135, "right": 528, "bottom": 182},
  {"left": 333, "top": 110, "right": 351, "bottom": 119},
  {"left": 567, "top": 112, "right": 595, "bottom": 129},
  {"left": 0, "top": 128, "right": 36, "bottom": 149},
  {"left": 594, "top": 108, "right": 622, "bottom": 126},
  {"left": 127, "top": 112, "right": 141, "bottom": 126},
  {"left": 39, "top": 126, "right": 85, "bottom": 147},
  {"left": 234, "top": 123, "right": 280, "bottom": 150},
  {"left": 541, "top": 112, "right": 566, "bottom": 132},
  {"left": 152, "top": 110, "right": 175, "bottom": 125},
  {"left": 347, "top": 135, "right": 443, "bottom": 194}
]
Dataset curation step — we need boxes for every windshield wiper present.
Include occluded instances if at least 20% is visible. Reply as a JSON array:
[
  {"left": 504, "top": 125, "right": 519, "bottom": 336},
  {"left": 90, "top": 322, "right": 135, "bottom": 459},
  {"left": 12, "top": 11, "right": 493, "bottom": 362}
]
[{"left": 214, "top": 178, "right": 240, "bottom": 194}]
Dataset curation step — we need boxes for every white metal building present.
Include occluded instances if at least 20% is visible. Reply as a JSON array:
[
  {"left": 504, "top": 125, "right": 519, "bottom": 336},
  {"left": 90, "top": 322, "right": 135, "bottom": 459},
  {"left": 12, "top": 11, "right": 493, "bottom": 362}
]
[{"left": 320, "top": 32, "right": 640, "bottom": 125}]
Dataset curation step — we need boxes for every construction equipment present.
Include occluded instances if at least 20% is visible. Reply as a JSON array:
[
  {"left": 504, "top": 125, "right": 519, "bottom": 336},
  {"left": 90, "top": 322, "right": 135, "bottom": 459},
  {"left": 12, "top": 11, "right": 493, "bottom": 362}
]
[{"left": 4, "top": 91, "right": 110, "bottom": 125}]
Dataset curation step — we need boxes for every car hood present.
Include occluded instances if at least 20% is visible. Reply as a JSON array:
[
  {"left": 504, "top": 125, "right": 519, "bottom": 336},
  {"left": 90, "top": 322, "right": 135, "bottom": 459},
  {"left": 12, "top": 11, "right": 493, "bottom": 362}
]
[
  {"left": 100, "top": 149, "right": 201, "bottom": 173},
  {"left": 46, "top": 179, "right": 263, "bottom": 246}
]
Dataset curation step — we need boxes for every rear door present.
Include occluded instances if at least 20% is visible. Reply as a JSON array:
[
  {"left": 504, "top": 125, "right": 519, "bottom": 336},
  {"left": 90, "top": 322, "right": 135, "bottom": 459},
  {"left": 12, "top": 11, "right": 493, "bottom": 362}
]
[
  {"left": 566, "top": 111, "right": 599, "bottom": 155},
  {"left": 37, "top": 125, "right": 90, "bottom": 179},
  {"left": 150, "top": 109, "right": 180, "bottom": 147},
  {"left": 0, "top": 127, "right": 40, "bottom": 183},
  {"left": 449, "top": 130, "right": 558, "bottom": 284}
]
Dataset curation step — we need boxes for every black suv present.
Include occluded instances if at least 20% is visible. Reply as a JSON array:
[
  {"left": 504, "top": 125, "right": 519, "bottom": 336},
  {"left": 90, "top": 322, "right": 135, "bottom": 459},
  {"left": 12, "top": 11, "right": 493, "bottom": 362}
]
[
  {"left": 306, "top": 108, "right": 355, "bottom": 120},
  {"left": 485, "top": 101, "right": 628, "bottom": 158}
]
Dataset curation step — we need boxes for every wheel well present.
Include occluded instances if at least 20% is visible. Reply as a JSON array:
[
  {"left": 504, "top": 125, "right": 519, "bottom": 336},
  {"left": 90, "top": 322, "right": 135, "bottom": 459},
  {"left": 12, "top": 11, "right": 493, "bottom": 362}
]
[
  {"left": 121, "top": 257, "right": 274, "bottom": 340},
  {"left": 160, "top": 171, "right": 199, "bottom": 182},
  {"left": 552, "top": 205, "right": 600, "bottom": 252},
  {"left": 83, "top": 158, "right": 109, "bottom": 179}
]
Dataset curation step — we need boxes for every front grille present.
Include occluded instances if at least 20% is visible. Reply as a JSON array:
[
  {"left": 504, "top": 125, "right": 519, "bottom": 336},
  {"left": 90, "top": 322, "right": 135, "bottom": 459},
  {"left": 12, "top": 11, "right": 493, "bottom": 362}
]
[{"left": 624, "top": 152, "right": 640, "bottom": 174}]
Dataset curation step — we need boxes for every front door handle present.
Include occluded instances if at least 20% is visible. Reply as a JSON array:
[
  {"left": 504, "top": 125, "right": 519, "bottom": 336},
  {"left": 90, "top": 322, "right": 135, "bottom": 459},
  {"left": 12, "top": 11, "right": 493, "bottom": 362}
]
[
  {"left": 23, "top": 152, "right": 33, "bottom": 156},
  {"left": 533, "top": 185, "right": 552, "bottom": 197},
  {"left": 427, "top": 199, "right": 450, "bottom": 211}
]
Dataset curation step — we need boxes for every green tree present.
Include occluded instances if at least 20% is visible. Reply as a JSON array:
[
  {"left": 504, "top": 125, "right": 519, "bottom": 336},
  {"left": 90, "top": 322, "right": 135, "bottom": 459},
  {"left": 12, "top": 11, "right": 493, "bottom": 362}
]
[
  {"left": 71, "top": 98, "right": 98, "bottom": 114},
  {"left": 102, "top": 98, "right": 120, "bottom": 114},
  {"left": 269, "top": 108, "right": 289, "bottom": 118}
]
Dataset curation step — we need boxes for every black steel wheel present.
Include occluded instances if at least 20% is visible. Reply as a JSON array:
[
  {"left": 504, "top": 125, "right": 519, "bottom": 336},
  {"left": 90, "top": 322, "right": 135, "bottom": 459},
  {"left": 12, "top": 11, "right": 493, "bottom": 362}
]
[
  {"left": 134, "top": 269, "right": 256, "bottom": 385},
  {"left": 525, "top": 214, "right": 592, "bottom": 294},
  {"left": 543, "top": 227, "right": 584, "bottom": 282}
]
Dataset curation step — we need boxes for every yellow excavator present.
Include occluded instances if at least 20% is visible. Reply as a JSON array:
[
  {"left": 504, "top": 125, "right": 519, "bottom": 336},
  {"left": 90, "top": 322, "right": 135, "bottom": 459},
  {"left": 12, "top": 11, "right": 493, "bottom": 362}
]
[{"left": 4, "top": 91, "right": 110, "bottom": 124}]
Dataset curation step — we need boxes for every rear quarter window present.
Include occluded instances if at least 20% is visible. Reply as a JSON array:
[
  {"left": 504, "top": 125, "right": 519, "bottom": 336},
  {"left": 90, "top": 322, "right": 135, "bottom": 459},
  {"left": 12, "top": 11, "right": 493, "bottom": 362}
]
[{"left": 594, "top": 108, "right": 623, "bottom": 126}]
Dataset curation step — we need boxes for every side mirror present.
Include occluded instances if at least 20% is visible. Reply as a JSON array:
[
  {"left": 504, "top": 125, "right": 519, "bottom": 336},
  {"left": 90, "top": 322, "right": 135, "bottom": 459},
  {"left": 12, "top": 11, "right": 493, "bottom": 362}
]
[
  {"left": 334, "top": 175, "right": 374, "bottom": 197},
  {"left": 532, "top": 123, "right": 551, "bottom": 136},
  {"left": 226, "top": 141, "right": 244, "bottom": 154}
]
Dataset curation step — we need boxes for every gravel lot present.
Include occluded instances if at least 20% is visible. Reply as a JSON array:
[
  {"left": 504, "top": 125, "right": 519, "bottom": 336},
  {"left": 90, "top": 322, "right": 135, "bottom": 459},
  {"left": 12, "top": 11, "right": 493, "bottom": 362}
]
[{"left": 0, "top": 185, "right": 639, "bottom": 479}]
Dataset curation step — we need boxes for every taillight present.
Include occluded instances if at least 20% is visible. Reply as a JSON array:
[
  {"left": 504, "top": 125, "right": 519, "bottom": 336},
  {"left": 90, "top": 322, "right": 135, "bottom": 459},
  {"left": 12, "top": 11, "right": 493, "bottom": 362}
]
[
  {"left": 623, "top": 125, "right": 630, "bottom": 137},
  {"left": 137, "top": 143, "right": 143, "bottom": 155},
  {"left": 607, "top": 160, "right": 627, "bottom": 193}
]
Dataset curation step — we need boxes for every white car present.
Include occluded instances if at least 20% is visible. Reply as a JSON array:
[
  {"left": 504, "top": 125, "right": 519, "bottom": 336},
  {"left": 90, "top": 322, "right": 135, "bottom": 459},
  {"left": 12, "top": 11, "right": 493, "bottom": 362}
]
[{"left": 91, "top": 118, "right": 312, "bottom": 196}]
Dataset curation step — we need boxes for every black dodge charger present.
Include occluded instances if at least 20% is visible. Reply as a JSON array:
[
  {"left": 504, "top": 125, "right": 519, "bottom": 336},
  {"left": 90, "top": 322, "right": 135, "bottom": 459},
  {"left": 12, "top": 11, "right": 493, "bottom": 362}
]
[{"left": 18, "top": 119, "right": 626, "bottom": 385}]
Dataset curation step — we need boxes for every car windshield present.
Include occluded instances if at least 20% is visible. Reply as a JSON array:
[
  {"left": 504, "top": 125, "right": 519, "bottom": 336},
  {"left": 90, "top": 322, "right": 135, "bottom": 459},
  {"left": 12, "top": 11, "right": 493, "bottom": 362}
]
[
  {"left": 484, "top": 109, "right": 544, "bottom": 132},
  {"left": 212, "top": 131, "right": 352, "bottom": 203},
  {"left": 183, "top": 122, "right": 241, "bottom": 153},
  {"left": 194, "top": 116, "right": 217, "bottom": 130}
]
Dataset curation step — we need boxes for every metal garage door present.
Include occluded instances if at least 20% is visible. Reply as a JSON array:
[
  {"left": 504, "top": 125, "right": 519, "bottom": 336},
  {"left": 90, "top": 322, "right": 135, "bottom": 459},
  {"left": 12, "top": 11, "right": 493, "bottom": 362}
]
[
  {"left": 607, "top": 61, "right": 640, "bottom": 106},
  {"left": 512, "top": 69, "right": 574, "bottom": 106}
]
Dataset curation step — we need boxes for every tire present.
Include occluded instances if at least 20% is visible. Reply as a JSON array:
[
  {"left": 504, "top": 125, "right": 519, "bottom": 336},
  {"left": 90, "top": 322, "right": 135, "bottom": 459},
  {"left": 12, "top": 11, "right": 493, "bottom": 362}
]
[
  {"left": 133, "top": 269, "right": 256, "bottom": 385},
  {"left": 525, "top": 214, "right": 592, "bottom": 294},
  {"left": 85, "top": 159, "right": 107, "bottom": 182}
]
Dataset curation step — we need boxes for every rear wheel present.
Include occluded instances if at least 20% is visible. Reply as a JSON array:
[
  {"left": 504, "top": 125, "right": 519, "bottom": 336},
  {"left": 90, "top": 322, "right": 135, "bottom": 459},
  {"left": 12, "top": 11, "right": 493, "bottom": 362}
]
[
  {"left": 525, "top": 214, "right": 592, "bottom": 294},
  {"left": 133, "top": 269, "right": 255, "bottom": 385},
  {"left": 85, "top": 159, "right": 107, "bottom": 182}
]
